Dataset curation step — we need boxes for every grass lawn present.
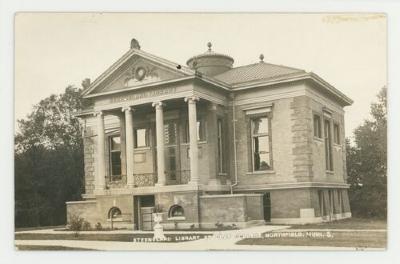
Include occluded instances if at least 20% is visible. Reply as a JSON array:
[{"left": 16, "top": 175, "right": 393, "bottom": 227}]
[
  {"left": 15, "top": 233, "right": 211, "bottom": 243},
  {"left": 236, "top": 231, "right": 386, "bottom": 248},
  {"left": 16, "top": 245, "right": 96, "bottom": 251},
  {"left": 289, "top": 217, "right": 387, "bottom": 230}
]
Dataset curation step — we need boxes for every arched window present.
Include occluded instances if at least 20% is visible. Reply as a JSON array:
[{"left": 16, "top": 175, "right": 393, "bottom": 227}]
[
  {"left": 108, "top": 207, "right": 122, "bottom": 219},
  {"left": 168, "top": 205, "right": 184, "bottom": 218}
]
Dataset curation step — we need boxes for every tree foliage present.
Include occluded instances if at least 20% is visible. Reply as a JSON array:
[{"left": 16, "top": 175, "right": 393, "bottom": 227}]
[
  {"left": 15, "top": 86, "right": 86, "bottom": 227},
  {"left": 347, "top": 87, "right": 387, "bottom": 218}
]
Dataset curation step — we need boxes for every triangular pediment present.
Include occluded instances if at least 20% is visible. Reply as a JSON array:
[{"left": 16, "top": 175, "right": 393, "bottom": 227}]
[{"left": 83, "top": 50, "right": 194, "bottom": 97}]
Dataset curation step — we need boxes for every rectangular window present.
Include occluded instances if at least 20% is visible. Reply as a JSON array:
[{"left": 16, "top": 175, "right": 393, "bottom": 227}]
[
  {"left": 324, "top": 119, "right": 333, "bottom": 171},
  {"left": 185, "top": 117, "right": 206, "bottom": 142},
  {"left": 217, "top": 118, "right": 225, "bottom": 173},
  {"left": 333, "top": 123, "right": 340, "bottom": 144},
  {"left": 134, "top": 128, "right": 148, "bottom": 148},
  {"left": 109, "top": 136, "right": 121, "bottom": 179},
  {"left": 251, "top": 116, "right": 271, "bottom": 171},
  {"left": 164, "top": 122, "right": 177, "bottom": 145},
  {"left": 313, "top": 114, "right": 322, "bottom": 138}
]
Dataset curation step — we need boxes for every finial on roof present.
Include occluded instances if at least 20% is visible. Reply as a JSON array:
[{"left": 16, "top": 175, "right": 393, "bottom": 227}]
[
  {"left": 193, "top": 59, "right": 198, "bottom": 68},
  {"left": 130, "top": 38, "right": 141, "bottom": 50},
  {"left": 207, "top": 42, "right": 212, "bottom": 51},
  {"left": 259, "top": 54, "right": 264, "bottom": 63},
  {"left": 81, "top": 78, "right": 91, "bottom": 89}
]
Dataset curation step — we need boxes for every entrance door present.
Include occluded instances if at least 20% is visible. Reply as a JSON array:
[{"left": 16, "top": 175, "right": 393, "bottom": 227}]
[
  {"left": 134, "top": 195, "right": 155, "bottom": 231},
  {"left": 263, "top": 193, "right": 271, "bottom": 222},
  {"left": 164, "top": 120, "right": 181, "bottom": 184}
]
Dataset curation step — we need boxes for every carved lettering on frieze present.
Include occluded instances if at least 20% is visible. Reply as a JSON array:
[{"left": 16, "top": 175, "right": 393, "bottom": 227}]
[{"left": 110, "top": 87, "right": 177, "bottom": 103}]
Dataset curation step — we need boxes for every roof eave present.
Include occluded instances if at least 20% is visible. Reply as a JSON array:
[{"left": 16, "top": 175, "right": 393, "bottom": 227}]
[
  {"left": 226, "top": 72, "right": 353, "bottom": 107},
  {"left": 308, "top": 72, "right": 354, "bottom": 106}
]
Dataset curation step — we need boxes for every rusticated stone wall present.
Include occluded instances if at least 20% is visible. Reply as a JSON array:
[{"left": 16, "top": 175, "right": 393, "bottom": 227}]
[{"left": 290, "top": 96, "right": 314, "bottom": 182}]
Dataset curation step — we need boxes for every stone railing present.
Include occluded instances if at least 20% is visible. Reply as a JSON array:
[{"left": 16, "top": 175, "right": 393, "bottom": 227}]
[
  {"left": 166, "top": 170, "right": 190, "bottom": 185},
  {"left": 134, "top": 173, "right": 157, "bottom": 187},
  {"left": 106, "top": 171, "right": 192, "bottom": 188}
]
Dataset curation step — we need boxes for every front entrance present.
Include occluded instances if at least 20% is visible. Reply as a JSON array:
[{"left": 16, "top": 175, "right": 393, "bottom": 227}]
[
  {"left": 134, "top": 195, "right": 155, "bottom": 231},
  {"left": 263, "top": 193, "right": 271, "bottom": 222}
]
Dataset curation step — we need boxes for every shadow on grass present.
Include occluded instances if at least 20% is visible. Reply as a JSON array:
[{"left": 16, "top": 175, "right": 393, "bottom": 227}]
[{"left": 16, "top": 245, "right": 97, "bottom": 251}]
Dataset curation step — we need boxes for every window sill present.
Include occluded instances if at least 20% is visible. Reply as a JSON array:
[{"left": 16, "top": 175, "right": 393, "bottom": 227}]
[
  {"left": 246, "top": 170, "right": 275, "bottom": 176},
  {"left": 134, "top": 147, "right": 151, "bottom": 152},
  {"left": 107, "top": 218, "right": 123, "bottom": 222},
  {"left": 167, "top": 216, "right": 186, "bottom": 221},
  {"left": 109, "top": 177, "right": 123, "bottom": 182},
  {"left": 326, "top": 170, "right": 334, "bottom": 175},
  {"left": 181, "top": 141, "right": 207, "bottom": 146},
  {"left": 218, "top": 173, "right": 228, "bottom": 176}
]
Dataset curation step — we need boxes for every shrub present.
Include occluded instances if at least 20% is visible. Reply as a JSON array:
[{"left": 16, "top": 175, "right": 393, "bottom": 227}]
[
  {"left": 68, "top": 214, "right": 84, "bottom": 231},
  {"left": 95, "top": 222, "right": 103, "bottom": 231},
  {"left": 82, "top": 220, "right": 91, "bottom": 231},
  {"left": 215, "top": 222, "right": 224, "bottom": 229}
]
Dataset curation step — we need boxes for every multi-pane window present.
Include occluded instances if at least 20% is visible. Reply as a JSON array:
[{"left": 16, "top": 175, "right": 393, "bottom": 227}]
[
  {"left": 251, "top": 116, "right": 272, "bottom": 171},
  {"left": 134, "top": 128, "right": 148, "bottom": 148},
  {"left": 164, "top": 122, "right": 177, "bottom": 145},
  {"left": 324, "top": 119, "right": 333, "bottom": 171},
  {"left": 313, "top": 114, "right": 322, "bottom": 138},
  {"left": 333, "top": 123, "right": 340, "bottom": 144},
  {"left": 109, "top": 136, "right": 121, "bottom": 179},
  {"left": 217, "top": 118, "right": 225, "bottom": 173}
]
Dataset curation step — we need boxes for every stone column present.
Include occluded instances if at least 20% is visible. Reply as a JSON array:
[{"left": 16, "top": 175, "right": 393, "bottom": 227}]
[
  {"left": 185, "top": 96, "right": 200, "bottom": 184},
  {"left": 123, "top": 106, "right": 135, "bottom": 188},
  {"left": 208, "top": 102, "right": 221, "bottom": 185},
  {"left": 152, "top": 101, "right": 166, "bottom": 186},
  {"left": 95, "top": 111, "right": 106, "bottom": 191}
]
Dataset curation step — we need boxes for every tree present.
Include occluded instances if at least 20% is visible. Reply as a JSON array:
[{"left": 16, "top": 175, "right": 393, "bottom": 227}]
[
  {"left": 347, "top": 87, "right": 387, "bottom": 218},
  {"left": 15, "top": 86, "right": 87, "bottom": 227}
]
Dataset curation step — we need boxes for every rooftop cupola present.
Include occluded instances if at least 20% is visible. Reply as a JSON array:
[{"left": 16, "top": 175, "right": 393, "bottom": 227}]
[{"left": 186, "top": 42, "right": 234, "bottom": 76}]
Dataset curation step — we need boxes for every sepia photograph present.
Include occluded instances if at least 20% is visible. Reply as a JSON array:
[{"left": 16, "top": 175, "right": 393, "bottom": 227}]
[{"left": 13, "top": 12, "right": 387, "bottom": 251}]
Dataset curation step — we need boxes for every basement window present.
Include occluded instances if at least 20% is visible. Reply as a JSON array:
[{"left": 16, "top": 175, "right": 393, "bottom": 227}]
[
  {"left": 108, "top": 207, "right": 122, "bottom": 220},
  {"left": 168, "top": 205, "right": 185, "bottom": 218}
]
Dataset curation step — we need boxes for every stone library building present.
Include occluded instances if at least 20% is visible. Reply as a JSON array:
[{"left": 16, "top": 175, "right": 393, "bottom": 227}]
[{"left": 67, "top": 39, "right": 353, "bottom": 230}]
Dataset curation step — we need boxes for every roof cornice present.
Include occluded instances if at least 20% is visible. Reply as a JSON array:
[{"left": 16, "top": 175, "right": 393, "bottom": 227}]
[{"left": 226, "top": 72, "right": 353, "bottom": 106}]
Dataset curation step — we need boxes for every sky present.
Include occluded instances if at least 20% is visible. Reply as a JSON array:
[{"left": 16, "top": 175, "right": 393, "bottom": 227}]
[{"left": 14, "top": 13, "right": 387, "bottom": 138}]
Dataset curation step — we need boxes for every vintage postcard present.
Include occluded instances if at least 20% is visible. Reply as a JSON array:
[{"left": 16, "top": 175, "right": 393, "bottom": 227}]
[{"left": 14, "top": 13, "right": 387, "bottom": 251}]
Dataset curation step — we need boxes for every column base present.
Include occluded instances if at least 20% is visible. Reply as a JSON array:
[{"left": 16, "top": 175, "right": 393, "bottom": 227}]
[
  {"left": 155, "top": 182, "right": 166, "bottom": 187},
  {"left": 188, "top": 180, "right": 200, "bottom": 186}
]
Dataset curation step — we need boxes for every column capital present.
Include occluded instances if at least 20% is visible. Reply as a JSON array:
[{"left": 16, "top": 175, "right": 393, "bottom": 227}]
[
  {"left": 208, "top": 102, "right": 218, "bottom": 111},
  {"left": 152, "top": 101, "right": 164, "bottom": 108},
  {"left": 184, "top": 96, "right": 200, "bottom": 103},
  {"left": 122, "top": 106, "right": 134, "bottom": 113}
]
